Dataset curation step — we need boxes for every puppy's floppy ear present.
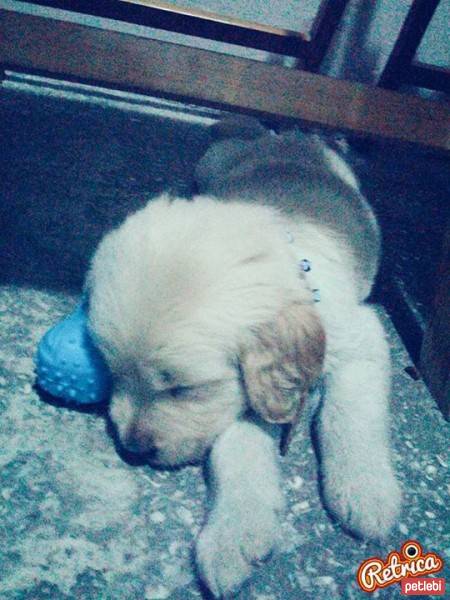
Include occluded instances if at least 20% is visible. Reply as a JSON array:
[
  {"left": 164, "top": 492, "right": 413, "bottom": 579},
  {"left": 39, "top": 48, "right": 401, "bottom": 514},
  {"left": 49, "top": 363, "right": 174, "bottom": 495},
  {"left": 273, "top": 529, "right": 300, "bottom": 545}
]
[{"left": 239, "top": 302, "right": 325, "bottom": 425}]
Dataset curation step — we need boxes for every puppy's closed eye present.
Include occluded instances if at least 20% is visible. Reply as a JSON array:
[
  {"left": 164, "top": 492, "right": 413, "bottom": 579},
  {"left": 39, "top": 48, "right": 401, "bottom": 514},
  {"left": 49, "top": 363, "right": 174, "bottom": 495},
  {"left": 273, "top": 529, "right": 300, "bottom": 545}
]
[
  {"left": 167, "top": 378, "right": 233, "bottom": 402},
  {"left": 138, "top": 365, "right": 183, "bottom": 394}
]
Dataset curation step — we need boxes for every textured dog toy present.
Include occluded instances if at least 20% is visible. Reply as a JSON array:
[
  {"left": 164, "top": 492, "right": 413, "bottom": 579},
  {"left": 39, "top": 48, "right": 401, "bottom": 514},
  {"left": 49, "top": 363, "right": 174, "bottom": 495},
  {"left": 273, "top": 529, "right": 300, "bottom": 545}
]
[{"left": 35, "top": 301, "right": 112, "bottom": 404}]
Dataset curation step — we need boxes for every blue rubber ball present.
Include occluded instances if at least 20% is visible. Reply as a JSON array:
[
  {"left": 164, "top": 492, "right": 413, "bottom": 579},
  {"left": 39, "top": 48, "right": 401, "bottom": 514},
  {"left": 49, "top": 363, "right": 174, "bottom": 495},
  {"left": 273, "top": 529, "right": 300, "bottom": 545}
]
[{"left": 35, "top": 302, "right": 112, "bottom": 404}]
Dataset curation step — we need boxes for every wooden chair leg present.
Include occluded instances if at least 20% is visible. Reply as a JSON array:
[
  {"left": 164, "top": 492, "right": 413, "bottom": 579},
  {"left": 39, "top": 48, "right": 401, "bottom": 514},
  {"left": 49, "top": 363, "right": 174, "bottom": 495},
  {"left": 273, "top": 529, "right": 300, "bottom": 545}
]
[{"left": 379, "top": 0, "right": 441, "bottom": 90}]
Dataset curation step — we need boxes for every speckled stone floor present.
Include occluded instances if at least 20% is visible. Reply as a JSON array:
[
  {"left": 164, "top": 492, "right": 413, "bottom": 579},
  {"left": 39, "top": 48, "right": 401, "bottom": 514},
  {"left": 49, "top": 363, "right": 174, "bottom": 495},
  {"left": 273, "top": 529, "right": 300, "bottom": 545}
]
[{"left": 1, "top": 77, "right": 449, "bottom": 599}]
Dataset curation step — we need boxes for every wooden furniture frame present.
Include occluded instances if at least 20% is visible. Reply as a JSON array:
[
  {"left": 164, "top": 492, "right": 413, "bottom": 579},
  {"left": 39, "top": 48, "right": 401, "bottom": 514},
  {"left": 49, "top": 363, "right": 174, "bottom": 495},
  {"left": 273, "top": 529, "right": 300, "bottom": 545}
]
[
  {"left": 1, "top": 8, "right": 449, "bottom": 151},
  {"left": 379, "top": 0, "right": 450, "bottom": 94},
  {"left": 16, "top": 0, "right": 350, "bottom": 70}
]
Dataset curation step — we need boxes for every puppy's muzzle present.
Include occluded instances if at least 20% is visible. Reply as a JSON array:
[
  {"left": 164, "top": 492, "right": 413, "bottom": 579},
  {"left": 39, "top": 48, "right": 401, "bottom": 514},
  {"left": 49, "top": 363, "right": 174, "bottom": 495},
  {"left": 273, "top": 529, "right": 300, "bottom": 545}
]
[{"left": 122, "top": 423, "right": 157, "bottom": 456}]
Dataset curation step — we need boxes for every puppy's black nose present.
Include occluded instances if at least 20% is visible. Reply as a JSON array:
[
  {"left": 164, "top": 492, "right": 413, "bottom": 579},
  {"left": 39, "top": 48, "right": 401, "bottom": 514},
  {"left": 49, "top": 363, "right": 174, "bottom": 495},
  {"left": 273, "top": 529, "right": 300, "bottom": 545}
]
[
  {"left": 122, "top": 426, "right": 157, "bottom": 456},
  {"left": 123, "top": 439, "right": 157, "bottom": 456}
]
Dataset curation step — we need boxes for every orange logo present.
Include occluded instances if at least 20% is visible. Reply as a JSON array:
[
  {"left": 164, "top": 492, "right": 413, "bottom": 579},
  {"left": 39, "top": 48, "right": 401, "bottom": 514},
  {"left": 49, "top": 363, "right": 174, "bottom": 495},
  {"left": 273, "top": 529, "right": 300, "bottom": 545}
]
[{"left": 357, "top": 540, "right": 444, "bottom": 593}]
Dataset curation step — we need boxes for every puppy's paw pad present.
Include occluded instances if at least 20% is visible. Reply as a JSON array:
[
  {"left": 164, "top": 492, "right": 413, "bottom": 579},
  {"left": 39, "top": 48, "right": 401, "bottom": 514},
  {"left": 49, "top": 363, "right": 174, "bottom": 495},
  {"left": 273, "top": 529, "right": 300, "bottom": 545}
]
[
  {"left": 196, "top": 521, "right": 251, "bottom": 598},
  {"left": 196, "top": 505, "right": 280, "bottom": 597},
  {"left": 323, "top": 468, "right": 402, "bottom": 541}
]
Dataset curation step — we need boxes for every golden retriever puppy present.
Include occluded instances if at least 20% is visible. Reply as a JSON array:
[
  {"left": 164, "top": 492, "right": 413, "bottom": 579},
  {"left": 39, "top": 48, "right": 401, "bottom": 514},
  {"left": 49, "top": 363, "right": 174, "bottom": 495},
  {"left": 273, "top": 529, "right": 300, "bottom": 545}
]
[{"left": 86, "top": 118, "right": 401, "bottom": 597}]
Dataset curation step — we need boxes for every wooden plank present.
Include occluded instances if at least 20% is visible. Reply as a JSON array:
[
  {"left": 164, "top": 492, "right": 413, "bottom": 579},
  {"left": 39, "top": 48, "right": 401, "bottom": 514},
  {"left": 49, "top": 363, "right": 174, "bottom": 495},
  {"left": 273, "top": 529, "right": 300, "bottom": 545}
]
[
  {"left": 420, "top": 226, "right": 450, "bottom": 420},
  {"left": 407, "top": 62, "right": 450, "bottom": 94},
  {"left": 306, "top": 0, "right": 349, "bottom": 70},
  {"left": 379, "top": 0, "right": 441, "bottom": 90},
  {"left": 120, "top": 0, "right": 307, "bottom": 38},
  {"left": 17, "top": 0, "right": 308, "bottom": 57},
  {"left": 1, "top": 10, "right": 449, "bottom": 151}
]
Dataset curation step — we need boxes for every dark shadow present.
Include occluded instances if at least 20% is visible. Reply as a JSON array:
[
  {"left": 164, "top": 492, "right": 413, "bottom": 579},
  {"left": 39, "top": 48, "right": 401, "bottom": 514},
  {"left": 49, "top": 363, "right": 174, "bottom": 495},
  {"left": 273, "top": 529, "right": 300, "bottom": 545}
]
[
  {"left": 354, "top": 142, "right": 450, "bottom": 359},
  {"left": 34, "top": 381, "right": 109, "bottom": 416},
  {"left": 195, "top": 574, "right": 217, "bottom": 600},
  {"left": 375, "top": 271, "right": 424, "bottom": 366},
  {"left": 0, "top": 82, "right": 209, "bottom": 294}
]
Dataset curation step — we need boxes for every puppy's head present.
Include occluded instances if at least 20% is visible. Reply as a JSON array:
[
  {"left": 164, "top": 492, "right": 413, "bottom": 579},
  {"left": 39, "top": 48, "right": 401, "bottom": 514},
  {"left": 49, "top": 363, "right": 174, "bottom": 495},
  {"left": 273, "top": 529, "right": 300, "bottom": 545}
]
[{"left": 87, "top": 195, "right": 325, "bottom": 466}]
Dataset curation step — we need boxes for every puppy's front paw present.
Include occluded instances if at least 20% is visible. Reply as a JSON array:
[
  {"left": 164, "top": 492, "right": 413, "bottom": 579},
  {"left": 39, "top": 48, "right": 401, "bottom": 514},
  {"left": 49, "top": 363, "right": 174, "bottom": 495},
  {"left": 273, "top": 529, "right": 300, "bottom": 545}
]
[
  {"left": 322, "top": 464, "right": 402, "bottom": 541},
  {"left": 196, "top": 502, "right": 281, "bottom": 597}
]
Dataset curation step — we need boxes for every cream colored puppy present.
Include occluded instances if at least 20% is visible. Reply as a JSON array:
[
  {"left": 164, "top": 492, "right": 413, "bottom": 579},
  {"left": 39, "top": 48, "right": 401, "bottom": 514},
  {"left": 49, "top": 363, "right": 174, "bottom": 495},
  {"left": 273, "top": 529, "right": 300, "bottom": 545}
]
[{"left": 86, "top": 118, "right": 401, "bottom": 597}]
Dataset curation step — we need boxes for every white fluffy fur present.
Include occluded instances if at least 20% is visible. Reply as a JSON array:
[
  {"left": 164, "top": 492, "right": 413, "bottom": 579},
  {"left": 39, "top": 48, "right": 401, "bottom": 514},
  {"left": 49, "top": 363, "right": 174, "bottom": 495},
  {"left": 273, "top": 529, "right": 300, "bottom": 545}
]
[
  {"left": 87, "top": 118, "right": 401, "bottom": 597},
  {"left": 197, "top": 421, "right": 284, "bottom": 597}
]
